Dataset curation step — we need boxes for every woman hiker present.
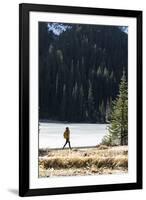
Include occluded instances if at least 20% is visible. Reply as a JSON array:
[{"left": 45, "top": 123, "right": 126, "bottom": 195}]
[{"left": 63, "top": 127, "right": 72, "bottom": 149}]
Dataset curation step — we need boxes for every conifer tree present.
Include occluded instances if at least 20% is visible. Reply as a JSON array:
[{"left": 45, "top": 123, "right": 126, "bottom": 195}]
[
  {"left": 99, "top": 100, "right": 105, "bottom": 122},
  {"left": 88, "top": 81, "right": 95, "bottom": 121},
  {"left": 79, "top": 85, "right": 84, "bottom": 120},
  {"left": 108, "top": 70, "right": 128, "bottom": 145},
  {"left": 60, "top": 84, "right": 66, "bottom": 120},
  {"left": 105, "top": 98, "right": 112, "bottom": 123}
]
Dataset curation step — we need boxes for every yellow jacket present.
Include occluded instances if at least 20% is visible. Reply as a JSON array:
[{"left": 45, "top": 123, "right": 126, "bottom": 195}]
[{"left": 64, "top": 130, "right": 70, "bottom": 140}]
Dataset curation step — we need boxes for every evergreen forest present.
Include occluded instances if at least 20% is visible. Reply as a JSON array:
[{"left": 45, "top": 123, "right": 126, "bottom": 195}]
[{"left": 39, "top": 22, "right": 128, "bottom": 123}]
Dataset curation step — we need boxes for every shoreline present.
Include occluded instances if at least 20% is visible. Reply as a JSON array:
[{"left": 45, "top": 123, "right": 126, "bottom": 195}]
[{"left": 39, "top": 119, "right": 109, "bottom": 124}]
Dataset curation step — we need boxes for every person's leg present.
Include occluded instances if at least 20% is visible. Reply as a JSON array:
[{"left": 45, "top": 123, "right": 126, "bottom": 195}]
[
  {"left": 63, "top": 140, "right": 68, "bottom": 149},
  {"left": 68, "top": 141, "right": 72, "bottom": 149}
]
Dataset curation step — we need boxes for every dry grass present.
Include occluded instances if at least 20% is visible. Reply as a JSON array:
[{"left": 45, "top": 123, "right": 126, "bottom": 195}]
[
  {"left": 39, "top": 155, "right": 127, "bottom": 169},
  {"left": 39, "top": 146, "right": 128, "bottom": 177}
]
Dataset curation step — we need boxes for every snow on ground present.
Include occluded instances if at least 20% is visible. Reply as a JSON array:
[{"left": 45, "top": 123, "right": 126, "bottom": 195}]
[{"left": 39, "top": 123, "right": 108, "bottom": 149}]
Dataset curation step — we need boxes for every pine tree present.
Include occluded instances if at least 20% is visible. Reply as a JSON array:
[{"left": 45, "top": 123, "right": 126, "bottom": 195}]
[
  {"left": 55, "top": 73, "right": 59, "bottom": 95},
  {"left": 79, "top": 85, "right": 84, "bottom": 120},
  {"left": 103, "top": 67, "right": 109, "bottom": 77},
  {"left": 71, "top": 82, "right": 78, "bottom": 121},
  {"left": 56, "top": 49, "right": 63, "bottom": 63},
  {"left": 105, "top": 98, "right": 112, "bottom": 123},
  {"left": 88, "top": 81, "right": 95, "bottom": 121},
  {"left": 60, "top": 84, "right": 66, "bottom": 120},
  {"left": 97, "top": 66, "right": 102, "bottom": 76},
  {"left": 108, "top": 70, "right": 128, "bottom": 145},
  {"left": 99, "top": 100, "right": 105, "bottom": 122}
]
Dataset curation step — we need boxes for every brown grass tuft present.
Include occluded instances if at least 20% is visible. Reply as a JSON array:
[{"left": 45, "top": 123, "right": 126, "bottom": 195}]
[{"left": 40, "top": 155, "right": 127, "bottom": 169}]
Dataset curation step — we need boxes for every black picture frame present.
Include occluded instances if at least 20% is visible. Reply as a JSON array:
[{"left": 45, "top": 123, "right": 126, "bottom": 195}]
[{"left": 19, "top": 3, "right": 143, "bottom": 197}]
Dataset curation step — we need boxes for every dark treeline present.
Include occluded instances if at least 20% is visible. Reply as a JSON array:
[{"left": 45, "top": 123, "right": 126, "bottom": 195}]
[{"left": 39, "top": 22, "right": 128, "bottom": 123}]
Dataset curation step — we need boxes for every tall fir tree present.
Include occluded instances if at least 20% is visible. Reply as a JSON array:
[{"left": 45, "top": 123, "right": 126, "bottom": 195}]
[
  {"left": 60, "top": 84, "right": 66, "bottom": 120},
  {"left": 99, "top": 100, "right": 105, "bottom": 122},
  {"left": 105, "top": 97, "right": 112, "bottom": 123},
  {"left": 107, "top": 70, "right": 128, "bottom": 145},
  {"left": 88, "top": 81, "right": 95, "bottom": 121},
  {"left": 103, "top": 71, "right": 128, "bottom": 145}
]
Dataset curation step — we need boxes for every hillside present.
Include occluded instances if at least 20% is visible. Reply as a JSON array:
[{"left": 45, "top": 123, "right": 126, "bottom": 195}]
[{"left": 39, "top": 23, "right": 128, "bottom": 123}]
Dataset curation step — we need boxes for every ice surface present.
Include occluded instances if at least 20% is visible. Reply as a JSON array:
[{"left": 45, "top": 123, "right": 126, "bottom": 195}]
[{"left": 39, "top": 123, "right": 108, "bottom": 149}]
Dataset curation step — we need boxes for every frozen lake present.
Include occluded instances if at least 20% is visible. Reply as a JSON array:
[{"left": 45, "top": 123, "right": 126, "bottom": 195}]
[{"left": 39, "top": 123, "right": 108, "bottom": 149}]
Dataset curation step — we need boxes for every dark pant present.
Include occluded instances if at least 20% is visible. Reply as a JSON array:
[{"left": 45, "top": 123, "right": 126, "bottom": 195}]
[{"left": 63, "top": 139, "right": 71, "bottom": 149}]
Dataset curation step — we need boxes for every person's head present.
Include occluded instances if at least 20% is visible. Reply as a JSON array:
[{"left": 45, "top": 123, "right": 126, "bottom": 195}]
[{"left": 66, "top": 127, "right": 69, "bottom": 131}]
